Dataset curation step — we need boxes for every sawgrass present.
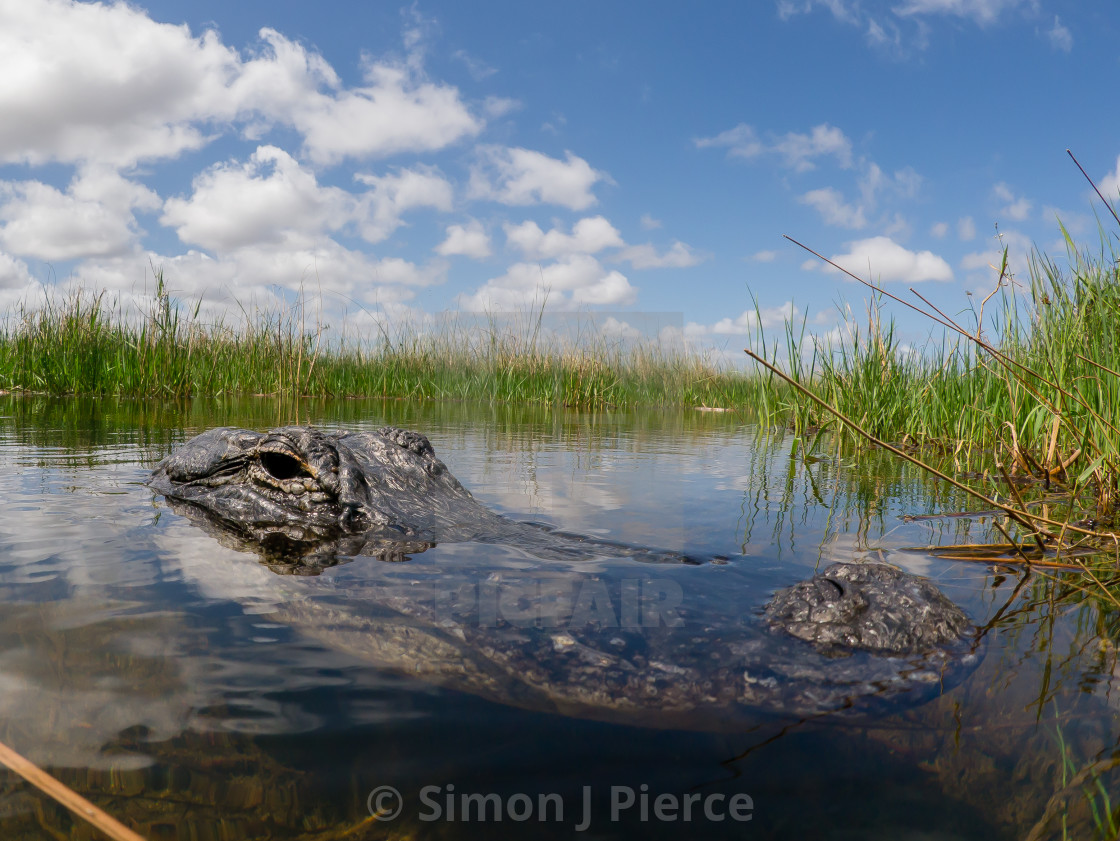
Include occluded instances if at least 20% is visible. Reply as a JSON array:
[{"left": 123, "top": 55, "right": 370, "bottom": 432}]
[{"left": 0, "top": 275, "right": 769, "bottom": 411}]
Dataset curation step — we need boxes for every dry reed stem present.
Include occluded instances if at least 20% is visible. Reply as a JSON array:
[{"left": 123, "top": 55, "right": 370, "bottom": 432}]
[{"left": 0, "top": 739, "right": 145, "bottom": 841}]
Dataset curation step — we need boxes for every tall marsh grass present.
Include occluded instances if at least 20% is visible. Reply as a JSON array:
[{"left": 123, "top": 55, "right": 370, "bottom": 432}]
[{"left": 0, "top": 274, "right": 768, "bottom": 410}]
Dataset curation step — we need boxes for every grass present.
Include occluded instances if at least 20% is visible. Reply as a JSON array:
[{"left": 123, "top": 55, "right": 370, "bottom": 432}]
[
  {"left": 751, "top": 207, "right": 1120, "bottom": 571},
  {"left": 0, "top": 274, "right": 771, "bottom": 411}
]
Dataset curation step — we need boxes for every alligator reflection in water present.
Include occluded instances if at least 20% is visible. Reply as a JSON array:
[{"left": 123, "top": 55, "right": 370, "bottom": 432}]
[{"left": 148, "top": 425, "right": 981, "bottom": 725}]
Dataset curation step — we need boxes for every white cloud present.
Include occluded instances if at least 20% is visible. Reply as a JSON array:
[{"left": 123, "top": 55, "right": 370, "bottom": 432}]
[
  {"left": 161, "top": 146, "right": 353, "bottom": 251},
  {"left": 437, "top": 220, "right": 492, "bottom": 258},
  {"left": 799, "top": 188, "right": 867, "bottom": 228},
  {"left": 958, "top": 216, "right": 977, "bottom": 241},
  {"left": 483, "top": 96, "right": 521, "bottom": 118},
  {"left": 1100, "top": 156, "right": 1120, "bottom": 200},
  {"left": 823, "top": 236, "right": 952, "bottom": 283},
  {"left": 1045, "top": 15, "right": 1072, "bottom": 52},
  {"left": 860, "top": 163, "right": 921, "bottom": 204},
  {"left": 694, "top": 124, "right": 764, "bottom": 160},
  {"left": 930, "top": 222, "right": 949, "bottom": 238},
  {"left": 238, "top": 32, "right": 482, "bottom": 165},
  {"left": 993, "top": 182, "right": 1032, "bottom": 221},
  {"left": 640, "top": 213, "right": 662, "bottom": 230},
  {"left": 162, "top": 147, "right": 452, "bottom": 252},
  {"left": 0, "top": 167, "right": 160, "bottom": 260},
  {"left": 0, "top": 0, "right": 235, "bottom": 166},
  {"left": 352, "top": 166, "right": 454, "bottom": 243},
  {"left": 696, "top": 123, "right": 852, "bottom": 172},
  {"left": 893, "top": 0, "right": 1036, "bottom": 25},
  {"left": 599, "top": 316, "right": 642, "bottom": 339},
  {"left": 959, "top": 229, "right": 1033, "bottom": 281},
  {"left": 750, "top": 250, "right": 778, "bottom": 262},
  {"left": 504, "top": 216, "right": 623, "bottom": 260},
  {"left": 615, "top": 241, "right": 704, "bottom": 269},
  {"left": 773, "top": 124, "right": 853, "bottom": 172},
  {"left": 0, "top": 252, "right": 32, "bottom": 289},
  {"left": 459, "top": 254, "right": 636, "bottom": 310},
  {"left": 777, "top": 1, "right": 860, "bottom": 25},
  {"left": 777, "top": 0, "right": 1037, "bottom": 51},
  {"left": 711, "top": 303, "right": 795, "bottom": 334},
  {"left": 290, "top": 63, "right": 478, "bottom": 165},
  {"left": 0, "top": 2, "right": 480, "bottom": 168},
  {"left": 682, "top": 302, "right": 822, "bottom": 345},
  {"left": 470, "top": 147, "right": 606, "bottom": 210},
  {"left": 72, "top": 241, "right": 445, "bottom": 327}
]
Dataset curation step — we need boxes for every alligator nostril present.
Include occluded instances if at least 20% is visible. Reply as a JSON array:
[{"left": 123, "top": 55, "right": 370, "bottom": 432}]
[{"left": 260, "top": 451, "right": 308, "bottom": 481}]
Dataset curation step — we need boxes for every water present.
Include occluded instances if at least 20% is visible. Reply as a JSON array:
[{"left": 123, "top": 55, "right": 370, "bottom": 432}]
[{"left": 0, "top": 394, "right": 1117, "bottom": 839}]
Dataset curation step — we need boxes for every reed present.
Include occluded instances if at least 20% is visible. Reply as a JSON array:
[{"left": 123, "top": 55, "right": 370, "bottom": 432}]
[
  {"left": 764, "top": 152, "right": 1120, "bottom": 566},
  {"left": 0, "top": 275, "right": 768, "bottom": 411}
]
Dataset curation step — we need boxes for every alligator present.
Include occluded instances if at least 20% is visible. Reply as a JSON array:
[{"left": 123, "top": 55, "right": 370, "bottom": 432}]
[{"left": 148, "top": 425, "right": 980, "bottom": 725}]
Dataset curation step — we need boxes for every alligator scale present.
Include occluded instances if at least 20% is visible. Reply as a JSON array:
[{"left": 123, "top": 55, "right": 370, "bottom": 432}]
[{"left": 149, "top": 425, "right": 979, "bottom": 726}]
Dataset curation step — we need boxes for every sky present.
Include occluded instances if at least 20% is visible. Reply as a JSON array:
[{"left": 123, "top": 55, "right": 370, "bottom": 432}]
[{"left": 0, "top": 0, "right": 1118, "bottom": 359}]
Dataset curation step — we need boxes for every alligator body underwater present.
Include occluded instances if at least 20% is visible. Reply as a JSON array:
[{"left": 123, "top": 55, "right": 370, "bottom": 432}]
[{"left": 148, "top": 425, "right": 980, "bottom": 726}]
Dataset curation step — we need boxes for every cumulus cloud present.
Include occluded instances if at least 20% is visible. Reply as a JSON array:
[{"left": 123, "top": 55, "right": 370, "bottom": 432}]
[
  {"left": 470, "top": 147, "right": 606, "bottom": 210},
  {"left": 799, "top": 188, "right": 867, "bottom": 228},
  {"left": 772, "top": 124, "right": 853, "bottom": 171},
  {"left": 797, "top": 162, "right": 920, "bottom": 230},
  {"left": 459, "top": 254, "right": 636, "bottom": 310},
  {"left": 76, "top": 242, "right": 444, "bottom": 323},
  {"left": 0, "top": 252, "right": 33, "bottom": 289},
  {"left": 750, "top": 250, "right": 778, "bottom": 262},
  {"left": 1099, "top": 156, "right": 1120, "bottom": 201},
  {"left": 285, "top": 58, "right": 482, "bottom": 165},
  {"left": 930, "top": 222, "right": 949, "bottom": 238},
  {"left": 0, "top": 1, "right": 480, "bottom": 167},
  {"left": 615, "top": 241, "right": 704, "bottom": 269},
  {"left": 958, "top": 216, "right": 977, "bottom": 241},
  {"left": 640, "top": 214, "right": 662, "bottom": 230},
  {"left": 504, "top": 216, "right": 623, "bottom": 260},
  {"left": 161, "top": 146, "right": 353, "bottom": 251},
  {"left": 436, "top": 220, "right": 492, "bottom": 258},
  {"left": 162, "top": 147, "right": 453, "bottom": 252},
  {"left": 695, "top": 123, "right": 851, "bottom": 171},
  {"left": 681, "top": 303, "right": 833, "bottom": 348},
  {"left": 711, "top": 303, "right": 795, "bottom": 335},
  {"left": 819, "top": 236, "right": 952, "bottom": 283},
  {"left": 352, "top": 166, "right": 454, "bottom": 243},
  {"left": 599, "top": 316, "right": 642, "bottom": 339},
  {"left": 0, "top": 167, "right": 160, "bottom": 260}
]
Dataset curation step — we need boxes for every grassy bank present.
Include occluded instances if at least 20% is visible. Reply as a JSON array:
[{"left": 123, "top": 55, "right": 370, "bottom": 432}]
[{"left": 0, "top": 279, "right": 770, "bottom": 410}]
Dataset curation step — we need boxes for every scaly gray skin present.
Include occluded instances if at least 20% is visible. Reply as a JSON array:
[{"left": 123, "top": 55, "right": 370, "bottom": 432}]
[
  {"left": 148, "top": 425, "right": 980, "bottom": 723},
  {"left": 148, "top": 425, "right": 694, "bottom": 568}
]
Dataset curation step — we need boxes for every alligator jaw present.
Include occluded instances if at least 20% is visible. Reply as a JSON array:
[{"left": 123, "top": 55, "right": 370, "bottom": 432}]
[{"left": 248, "top": 437, "right": 333, "bottom": 502}]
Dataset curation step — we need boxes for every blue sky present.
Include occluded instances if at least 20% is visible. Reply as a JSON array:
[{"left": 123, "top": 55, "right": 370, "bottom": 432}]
[{"left": 0, "top": 0, "right": 1117, "bottom": 358}]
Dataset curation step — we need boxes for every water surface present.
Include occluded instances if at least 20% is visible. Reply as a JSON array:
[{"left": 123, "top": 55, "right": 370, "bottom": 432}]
[{"left": 0, "top": 395, "right": 1116, "bottom": 840}]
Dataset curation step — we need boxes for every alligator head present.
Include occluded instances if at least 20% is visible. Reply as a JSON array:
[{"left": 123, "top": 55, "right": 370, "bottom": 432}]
[
  {"left": 147, "top": 426, "right": 510, "bottom": 564},
  {"left": 147, "top": 425, "right": 692, "bottom": 569}
]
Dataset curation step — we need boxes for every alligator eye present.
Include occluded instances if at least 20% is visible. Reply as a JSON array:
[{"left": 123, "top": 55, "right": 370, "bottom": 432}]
[{"left": 260, "top": 451, "right": 310, "bottom": 481}]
